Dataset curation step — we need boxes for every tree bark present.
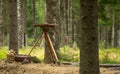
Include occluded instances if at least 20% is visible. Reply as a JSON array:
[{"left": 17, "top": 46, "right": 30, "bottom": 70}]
[
  {"left": 99, "top": 26, "right": 109, "bottom": 48},
  {"left": 17, "top": 0, "right": 22, "bottom": 48},
  {"left": 79, "top": 0, "right": 100, "bottom": 74},
  {"left": 21, "top": 0, "right": 27, "bottom": 47},
  {"left": 44, "top": 0, "right": 59, "bottom": 63},
  {"left": 59, "top": 0, "right": 66, "bottom": 47},
  {"left": 0, "top": 0, "right": 4, "bottom": 47},
  {"left": 117, "top": 14, "right": 120, "bottom": 49},
  {"left": 8, "top": 0, "right": 18, "bottom": 54},
  {"left": 65, "top": 0, "right": 73, "bottom": 46},
  {"left": 33, "top": 0, "right": 37, "bottom": 40},
  {"left": 18, "top": 0, "right": 27, "bottom": 48}
]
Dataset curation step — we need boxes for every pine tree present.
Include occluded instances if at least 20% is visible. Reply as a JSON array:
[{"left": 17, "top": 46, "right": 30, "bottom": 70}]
[
  {"left": 79, "top": 0, "right": 100, "bottom": 74},
  {"left": 8, "top": 0, "right": 18, "bottom": 54},
  {"left": 0, "top": 0, "right": 4, "bottom": 47}
]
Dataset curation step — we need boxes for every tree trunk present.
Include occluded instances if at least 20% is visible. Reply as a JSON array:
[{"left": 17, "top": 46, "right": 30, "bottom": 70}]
[
  {"left": 65, "top": 0, "right": 72, "bottom": 46},
  {"left": 8, "top": 0, "right": 18, "bottom": 54},
  {"left": 21, "top": 0, "right": 27, "bottom": 47},
  {"left": 111, "top": 10, "right": 115, "bottom": 48},
  {"left": 79, "top": 0, "right": 100, "bottom": 74},
  {"left": 118, "top": 28, "right": 120, "bottom": 49},
  {"left": 99, "top": 26, "right": 109, "bottom": 48},
  {"left": 18, "top": 0, "right": 27, "bottom": 48},
  {"left": 44, "top": 0, "right": 59, "bottom": 63},
  {"left": 114, "top": 24, "right": 118, "bottom": 48},
  {"left": 2, "top": 0, "right": 8, "bottom": 46},
  {"left": 17, "top": 0, "right": 22, "bottom": 48},
  {"left": 0, "top": 0, "right": 4, "bottom": 47},
  {"left": 114, "top": 13, "right": 120, "bottom": 49},
  {"left": 33, "top": 0, "right": 37, "bottom": 40},
  {"left": 117, "top": 15, "right": 120, "bottom": 49},
  {"left": 59, "top": 0, "right": 66, "bottom": 47}
]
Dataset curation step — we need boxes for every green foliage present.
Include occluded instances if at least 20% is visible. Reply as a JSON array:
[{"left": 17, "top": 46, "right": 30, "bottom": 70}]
[
  {"left": 98, "top": 0, "right": 120, "bottom": 28},
  {"left": 99, "top": 48, "right": 120, "bottom": 64},
  {"left": 26, "top": 0, "right": 44, "bottom": 37},
  {"left": 59, "top": 46, "right": 79, "bottom": 62},
  {"left": 98, "top": 19, "right": 107, "bottom": 26},
  {"left": 36, "top": 0, "right": 45, "bottom": 24}
]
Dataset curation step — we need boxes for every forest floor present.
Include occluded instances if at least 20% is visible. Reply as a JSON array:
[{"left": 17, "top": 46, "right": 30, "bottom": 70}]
[{"left": 0, "top": 61, "right": 120, "bottom": 74}]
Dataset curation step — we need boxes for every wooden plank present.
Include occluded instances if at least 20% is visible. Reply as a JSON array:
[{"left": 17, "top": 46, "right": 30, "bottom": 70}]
[{"left": 34, "top": 24, "right": 57, "bottom": 28}]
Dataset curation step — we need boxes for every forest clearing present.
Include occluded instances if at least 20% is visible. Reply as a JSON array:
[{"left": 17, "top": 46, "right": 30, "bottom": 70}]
[
  {"left": 1, "top": 0, "right": 120, "bottom": 74},
  {"left": 1, "top": 48, "right": 120, "bottom": 74}
]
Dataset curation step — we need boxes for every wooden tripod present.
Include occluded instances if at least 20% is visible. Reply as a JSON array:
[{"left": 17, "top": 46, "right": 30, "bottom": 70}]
[{"left": 34, "top": 24, "right": 58, "bottom": 63}]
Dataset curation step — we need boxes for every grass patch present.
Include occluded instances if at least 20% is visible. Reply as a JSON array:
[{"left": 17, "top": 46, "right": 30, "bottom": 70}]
[
  {"left": 1, "top": 46, "right": 120, "bottom": 64},
  {"left": 19, "top": 46, "right": 44, "bottom": 61},
  {"left": 99, "top": 48, "right": 120, "bottom": 64},
  {"left": 59, "top": 46, "right": 79, "bottom": 62},
  {"left": 0, "top": 47, "right": 8, "bottom": 60}
]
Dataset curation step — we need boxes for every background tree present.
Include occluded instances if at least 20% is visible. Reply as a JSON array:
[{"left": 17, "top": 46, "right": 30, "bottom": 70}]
[
  {"left": 2, "top": 0, "right": 8, "bottom": 46},
  {"left": 59, "top": 0, "right": 73, "bottom": 47},
  {"left": 59, "top": 0, "right": 66, "bottom": 46},
  {"left": 0, "top": 0, "right": 4, "bottom": 47},
  {"left": 8, "top": 0, "right": 18, "bottom": 54},
  {"left": 33, "top": 0, "right": 37, "bottom": 40},
  {"left": 44, "top": 0, "right": 59, "bottom": 63},
  {"left": 98, "top": 0, "right": 120, "bottom": 49},
  {"left": 17, "top": 0, "right": 27, "bottom": 48},
  {"left": 21, "top": 0, "right": 27, "bottom": 47},
  {"left": 79, "top": 0, "right": 100, "bottom": 74}
]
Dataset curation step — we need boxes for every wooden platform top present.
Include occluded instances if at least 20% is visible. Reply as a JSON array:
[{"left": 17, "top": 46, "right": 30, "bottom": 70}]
[{"left": 34, "top": 24, "right": 57, "bottom": 28}]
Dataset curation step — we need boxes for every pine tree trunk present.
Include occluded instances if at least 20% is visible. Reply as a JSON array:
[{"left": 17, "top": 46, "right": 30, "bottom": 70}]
[
  {"left": 8, "top": 0, "right": 18, "bottom": 54},
  {"left": 2, "top": 0, "right": 8, "bottom": 46},
  {"left": 68, "top": 0, "right": 72, "bottom": 45},
  {"left": 65, "top": 0, "right": 72, "bottom": 46},
  {"left": 33, "top": 0, "right": 37, "bottom": 40},
  {"left": 59, "top": 0, "right": 66, "bottom": 47},
  {"left": 79, "top": 0, "right": 100, "bottom": 74},
  {"left": 118, "top": 25, "right": 120, "bottom": 49},
  {"left": 114, "top": 24, "right": 118, "bottom": 48},
  {"left": 99, "top": 26, "right": 109, "bottom": 48},
  {"left": 18, "top": 0, "right": 27, "bottom": 48},
  {"left": 44, "top": 0, "right": 59, "bottom": 63},
  {"left": 114, "top": 13, "right": 120, "bottom": 48},
  {"left": 111, "top": 10, "right": 115, "bottom": 48},
  {"left": 0, "top": 0, "right": 4, "bottom": 47},
  {"left": 21, "top": 0, "right": 27, "bottom": 46},
  {"left": 117, "top": 15, "right": 120, "bottom": 49},
  {"left": 17, "top": 0, "right": 22, "bottom": 48}
]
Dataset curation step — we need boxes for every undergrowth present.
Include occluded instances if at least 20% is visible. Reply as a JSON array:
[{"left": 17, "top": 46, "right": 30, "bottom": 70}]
[{"left": 1, "top": 46, "right": 120, "bottom": 64}]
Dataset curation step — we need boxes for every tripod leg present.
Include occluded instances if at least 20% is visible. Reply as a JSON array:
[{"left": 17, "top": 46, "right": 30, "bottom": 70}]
[
  {"left": 28, "top": 32, "right": 44, "bottom": 56},
  {"left": 44, "top": 33, "right": 58, "bottom": 63}
]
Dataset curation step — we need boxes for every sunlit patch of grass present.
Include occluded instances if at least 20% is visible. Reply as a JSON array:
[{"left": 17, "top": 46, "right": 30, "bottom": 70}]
[
  {"left": 0, "top": 47, "right": 8, "bottom": 60},
  {"left": 60, "top": 45, "right": 79, "bottom": 62},
  {"left": 99, "top": 48, "right": 120, "bottom": 64},
  {"left": 19, "top": 46, "right": 44, "bottom": 61}
]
